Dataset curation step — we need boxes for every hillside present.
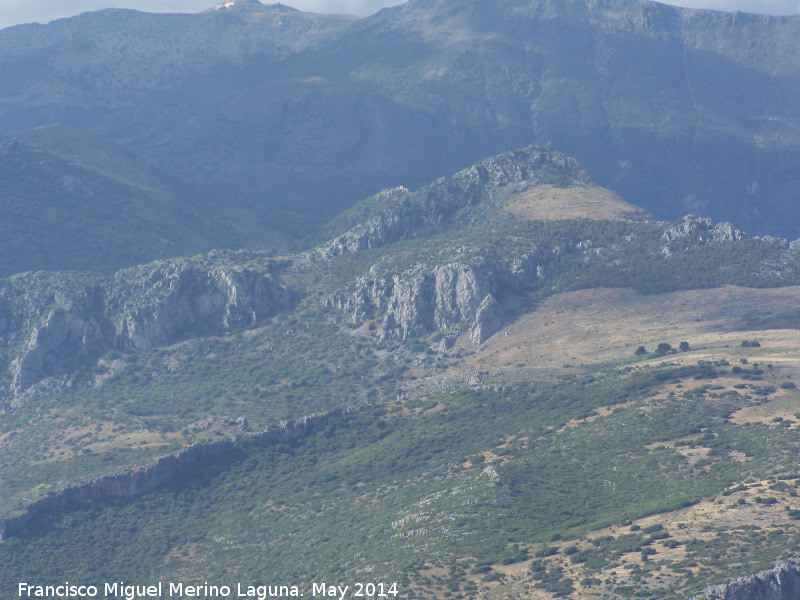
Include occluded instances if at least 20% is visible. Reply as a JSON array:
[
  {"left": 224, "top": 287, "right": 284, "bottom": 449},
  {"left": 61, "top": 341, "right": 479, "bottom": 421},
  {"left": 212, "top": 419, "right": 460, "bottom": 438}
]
[
  {"left": 3, "top": 122, "right": 340, "bottom": 275},
  {"left": 2, "top": 148, "right": 800, "bottom": 599},
  {"left": 0, "top": 0, "right": 799, "bottom": 265},
  {"left": 0, "top": 126, "right": 247, "bottom": 276}
]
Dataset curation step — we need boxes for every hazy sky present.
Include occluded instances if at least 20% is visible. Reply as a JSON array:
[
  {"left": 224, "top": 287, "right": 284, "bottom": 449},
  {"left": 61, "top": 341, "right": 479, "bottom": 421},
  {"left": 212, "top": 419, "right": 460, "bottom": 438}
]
[{"left": 0, "top": 0, "right": 798, "bottom": 31}]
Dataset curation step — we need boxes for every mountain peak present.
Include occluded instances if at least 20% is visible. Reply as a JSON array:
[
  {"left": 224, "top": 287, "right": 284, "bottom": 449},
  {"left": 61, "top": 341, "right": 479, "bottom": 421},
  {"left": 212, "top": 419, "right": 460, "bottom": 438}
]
[
  {"left": 314, "top": 146, "right": 593, "bottom": 259},
  {"left": 210, "top": 0, "right": 269, "bottom": 11},
  {"left": 207, "top": 1, "right": 305, "bottom": 15}
]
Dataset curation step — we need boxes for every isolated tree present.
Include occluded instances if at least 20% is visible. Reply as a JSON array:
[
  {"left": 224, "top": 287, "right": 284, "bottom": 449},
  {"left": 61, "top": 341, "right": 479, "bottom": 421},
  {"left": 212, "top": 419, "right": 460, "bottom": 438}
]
[
  {"left": 679, "top": 341, "right": 690, "bottom": 352},
  {"left": 656, "top": 342, "right": 673, "bottom": 355}
]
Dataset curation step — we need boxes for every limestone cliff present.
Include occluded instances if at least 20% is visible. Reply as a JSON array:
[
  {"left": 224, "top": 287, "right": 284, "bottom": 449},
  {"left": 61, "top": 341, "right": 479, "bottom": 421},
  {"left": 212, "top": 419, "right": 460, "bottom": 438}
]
[
  {"left": 0, "top": 252, "right": 297, "bottom": 406},
  {"left": 661, "top": 216, "right": 749, "bottom": 256},
  {"left": 690, "top": 562, "right": 800, "bottom": 600},
  {"left": 107, "top": 257, "right": 296, "bottom": 351},
  {"left": 327, "top": 247, "right": 559, "bottom": 347},
  {"left": 317, "top": 148, "right": 586, "bottom": 345}
]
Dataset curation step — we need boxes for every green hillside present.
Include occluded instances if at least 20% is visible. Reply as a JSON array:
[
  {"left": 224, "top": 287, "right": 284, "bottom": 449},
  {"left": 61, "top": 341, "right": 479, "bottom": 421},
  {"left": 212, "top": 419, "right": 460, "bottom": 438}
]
[
  {"left": 2, "top": 148, "right": 800, "bottom": 599},
  {"left": 0, "top": 125, "right": 305, "bottom": 276},
  {"left": 3, "top": 363, "right": 800, "bottom": 600}
]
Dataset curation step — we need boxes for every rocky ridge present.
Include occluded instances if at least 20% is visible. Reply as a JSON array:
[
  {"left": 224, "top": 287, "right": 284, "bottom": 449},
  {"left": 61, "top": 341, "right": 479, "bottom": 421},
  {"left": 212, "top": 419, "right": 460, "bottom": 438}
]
[
  {"left": 315, "top": 146, "right": 586, "bottom": 259},
  {"left": 661, "top": 215, "right": 748, "bottom": 256},
  {"left": 0, "top": 252, "right": 297, "bottom": 407},
  {"left": 324, "top": 207, "right": 800, "bottom": 349},
  {"left": 690, "top": 562, "right": 800, "bottom": 600},
  {"left": 318, "top": 147, "right": 587, "bottom": 346},
  {"left": 320, "top": 147, "right": 800, "bottom": 348}
]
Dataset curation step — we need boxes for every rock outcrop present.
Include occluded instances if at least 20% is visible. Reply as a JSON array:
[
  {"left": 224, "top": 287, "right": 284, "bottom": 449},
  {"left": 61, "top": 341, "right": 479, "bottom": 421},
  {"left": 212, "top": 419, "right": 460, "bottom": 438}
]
[
  {"left": 661, "top": 216, "right": 745, "bottom": 255},
  {"left": 329, "top": 258, "right": 507, "bottom": 345},
  {"left": 327, "top": 247, "right": 563, "bottom": 347},
  {"left": 316, "top": 148, "right": 601, "bottom": 346},
  {"left": 377, "top": 260, "right": 500, "bottom": 342},
  {"left": 0, "top": 413, "right": 331, "bottom": 541},
  {"left": 108, "top": 258, "right": 295, "bottom": 351},
  {"left": 690, "top": 562, "right": 800, "bottom": 600},
  {"left": 470, "top": 294, "right": 504, "bottom": 346},
  {"left": 0, "top": 252, "right": 298, "bottom": 404},
  {"left": 316, "top": 146, "right": 586, "bottom": 259}
]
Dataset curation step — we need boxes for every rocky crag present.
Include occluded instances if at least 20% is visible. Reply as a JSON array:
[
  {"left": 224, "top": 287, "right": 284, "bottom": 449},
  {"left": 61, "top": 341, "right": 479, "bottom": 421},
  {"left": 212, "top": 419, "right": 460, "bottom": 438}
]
[
  {"left": 0, "top": 251, "right": 297, "bottom": 407},
  {"left": 318, "top": 147, "right": 587, "bottom": 346},
  {"left": 321, "top": 148, "right": 791, "bottom": 348},
  {"left": 316, "top": 146, "right": 586, "bottom": 259},
  {"left": 328, "top": 210, "right": 774, "bottom": 347},
  {"left": 661, "top": 215, "right": 748, "bottom": 256},
  {"left": 327, "top": 250, "right": 558, "bottom": 346},
  {"left": 0, "top": 412, "right": 332, "bottom": 540},
  {"left": 690, "top": 562, "right": 800, "bottom": 600}
]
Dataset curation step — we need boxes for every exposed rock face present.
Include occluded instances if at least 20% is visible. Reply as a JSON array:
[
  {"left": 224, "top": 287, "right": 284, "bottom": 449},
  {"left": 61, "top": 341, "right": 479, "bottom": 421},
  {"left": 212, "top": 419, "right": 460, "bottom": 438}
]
[
  {"left": 661, "top": 215, "right": 745, "bottom": 255},
  {"left": 690, "top": 562, "right": 800, "bottom": 600},
  {"left": 329, "top": 257, "right": 510, "bottom": 343},
  {"left": 379, "top": 260, "right": 499, "bottom": 341},
  {"left": 12, "top": 304, "right": 112, "bottom": 392},
  {"left": 317, "top": 147, "right": 585, "bottom": 259},
  {"left": 0, "top": 413, "right": 331, "bottom": 540},
  {"left": 327, "top": 247, "right": 563, "bottom": 346},
  {"left": 319, "top": 149, "right": 585, "bottom": 345},
  {"left": 325, "top": 196, "right": 770, "bottom": 347},
  {"left": 109, "top": 259, "right": 295, "bottom": 351},
  {"left": 470, "top": 294, "right": 504, "bottom": 346},
  {"left": 0, "top": 253, "right": 297, "bottom": 404}
]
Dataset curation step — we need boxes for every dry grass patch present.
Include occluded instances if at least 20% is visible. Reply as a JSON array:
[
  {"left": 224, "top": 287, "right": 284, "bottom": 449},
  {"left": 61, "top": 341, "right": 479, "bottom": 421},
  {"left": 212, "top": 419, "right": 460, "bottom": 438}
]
[
  {"left": 729, "top": 393, "right": 800, "bottom": 426},
  {"left": 495, "top": 183, "right": 648, "bottom": 222},
  {"left": 514, "top": 479, "right": 800, "bottom": 599},
  {"left": 464, "top": 286, "right": 800, "bottom": 377},
  {"left": 558, "top": 406, "right": 615, "bottom": 433}
]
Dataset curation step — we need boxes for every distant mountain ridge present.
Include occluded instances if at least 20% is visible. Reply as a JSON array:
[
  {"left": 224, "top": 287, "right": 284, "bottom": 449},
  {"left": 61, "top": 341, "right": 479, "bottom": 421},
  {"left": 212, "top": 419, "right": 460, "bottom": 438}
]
[{"left": 1, "top": 0, "right": 800, "bottom": 271}]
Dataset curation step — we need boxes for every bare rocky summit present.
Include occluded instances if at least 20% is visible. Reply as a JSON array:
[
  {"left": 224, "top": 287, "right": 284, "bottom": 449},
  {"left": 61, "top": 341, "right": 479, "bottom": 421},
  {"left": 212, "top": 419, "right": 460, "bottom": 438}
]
[{"left": 316, "top": 146, "right": 585, "bottom": 259}]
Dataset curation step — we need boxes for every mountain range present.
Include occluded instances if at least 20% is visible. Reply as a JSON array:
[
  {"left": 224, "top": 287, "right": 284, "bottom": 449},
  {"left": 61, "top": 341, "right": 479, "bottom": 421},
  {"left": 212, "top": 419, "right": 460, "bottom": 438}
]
[
  {"left": 2, "top": 0, "right": 800, "bottom": 275},
  {"left": 3, "top": 143, "right": 800, "bottom": 599},
  {"left": 3, "top": 1, "right": 800, "bottom": 599}
]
